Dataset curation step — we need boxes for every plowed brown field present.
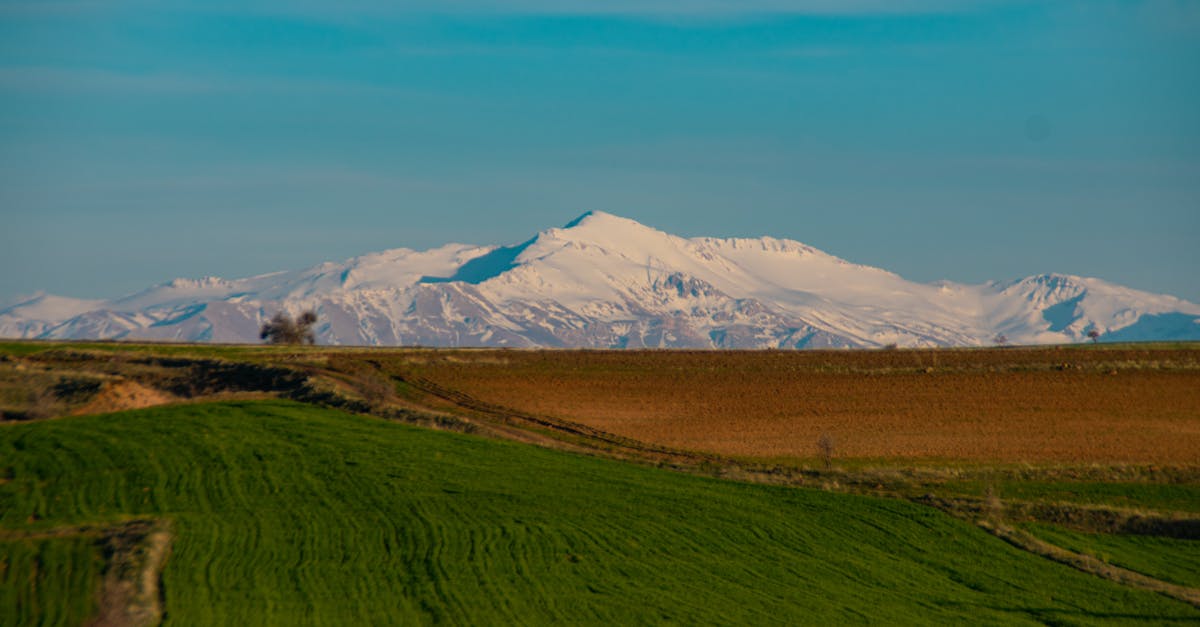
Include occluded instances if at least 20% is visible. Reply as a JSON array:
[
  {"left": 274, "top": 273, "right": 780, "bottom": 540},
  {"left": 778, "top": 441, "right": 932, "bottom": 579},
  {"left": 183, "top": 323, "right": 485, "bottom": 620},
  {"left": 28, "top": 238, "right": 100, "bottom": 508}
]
[{"left": 393, "top": 347, "right": 1200, "bottom": 464}]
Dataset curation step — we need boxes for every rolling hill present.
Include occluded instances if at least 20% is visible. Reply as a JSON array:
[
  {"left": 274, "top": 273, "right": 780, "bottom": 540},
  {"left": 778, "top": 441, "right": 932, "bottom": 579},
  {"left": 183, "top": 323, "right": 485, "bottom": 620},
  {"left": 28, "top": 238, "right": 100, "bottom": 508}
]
[{"left": 3, "top": 400, "right": 1197, "bottom": 624}]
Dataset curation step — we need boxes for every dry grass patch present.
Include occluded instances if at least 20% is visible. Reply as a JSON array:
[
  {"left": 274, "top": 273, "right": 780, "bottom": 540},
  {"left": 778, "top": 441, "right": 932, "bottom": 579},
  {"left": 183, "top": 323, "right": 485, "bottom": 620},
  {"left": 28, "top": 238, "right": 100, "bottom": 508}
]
[{"left": 73, "top": 381, "right": 177, "bottom": 416}]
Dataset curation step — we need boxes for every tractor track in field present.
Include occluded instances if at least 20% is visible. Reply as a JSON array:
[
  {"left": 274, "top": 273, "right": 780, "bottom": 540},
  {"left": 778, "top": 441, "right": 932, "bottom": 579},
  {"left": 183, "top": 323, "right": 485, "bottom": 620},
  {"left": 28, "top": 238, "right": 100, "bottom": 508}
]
[
  {"left": 980, "top": 521, "right": 1200, "bottom": 609},
  {"left": 387, "top": 369, "right": 727, "bottom": 466}
]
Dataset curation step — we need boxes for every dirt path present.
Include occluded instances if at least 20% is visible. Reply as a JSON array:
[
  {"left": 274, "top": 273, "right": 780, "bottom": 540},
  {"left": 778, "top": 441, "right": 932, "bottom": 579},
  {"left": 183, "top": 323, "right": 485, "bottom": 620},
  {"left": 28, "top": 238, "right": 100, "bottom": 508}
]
[
  {"left": 88, "top": 520, "right": 172, "bottom": 627},
  {"left": 0, "top": 519, "right": 172, "bottom": 626},
  {"left": 980, "top": 521, "right": 1200, "bottom": 609}
]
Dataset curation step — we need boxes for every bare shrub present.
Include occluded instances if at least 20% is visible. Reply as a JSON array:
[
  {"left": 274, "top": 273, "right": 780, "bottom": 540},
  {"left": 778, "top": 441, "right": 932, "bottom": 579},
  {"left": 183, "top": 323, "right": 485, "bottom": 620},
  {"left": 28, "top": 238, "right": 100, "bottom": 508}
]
[
  {"left": 817, "top": 433, "right": 836, "bottom": 470},
  {"left": 983, "top": 482, "right": 1003, "bottom": 523},
  {"left": 24, "top": 384, "right": 61, "bottom": 420},
  {"left": 359, "top": 373, "right": 396, "bottom": 407},
  {"left": 260, "top": 310, "right": 319, "bottom": 345}
]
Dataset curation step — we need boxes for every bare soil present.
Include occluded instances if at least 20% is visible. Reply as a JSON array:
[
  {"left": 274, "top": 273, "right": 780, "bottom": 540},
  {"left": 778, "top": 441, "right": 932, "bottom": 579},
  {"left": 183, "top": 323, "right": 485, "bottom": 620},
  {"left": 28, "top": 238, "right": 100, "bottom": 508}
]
[
  {"left": 394, "top": 348, "right": 1200, "bottom": 464},
  {"left": 73, "top": 381, "right": 177, "bottom": 416}
]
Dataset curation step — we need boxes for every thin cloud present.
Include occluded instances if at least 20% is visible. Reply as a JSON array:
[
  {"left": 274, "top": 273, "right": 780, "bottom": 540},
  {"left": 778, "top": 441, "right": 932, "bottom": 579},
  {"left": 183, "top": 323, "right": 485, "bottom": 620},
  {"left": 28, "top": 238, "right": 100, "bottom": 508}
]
[
  {"left": 0, "top": 66, "right": 222, "bottom": 93},
  {"left": 0, "top": 0, "right": 1003, "bottom": 18},
  {"left": 0, "top": 65, "right": 458, "bottom": 101},
  {"left": 0, "top": 1, "right": 110, "bottom": 15},
  {"left": 420, "top": 0, "right": 998, "bottom": 16}
]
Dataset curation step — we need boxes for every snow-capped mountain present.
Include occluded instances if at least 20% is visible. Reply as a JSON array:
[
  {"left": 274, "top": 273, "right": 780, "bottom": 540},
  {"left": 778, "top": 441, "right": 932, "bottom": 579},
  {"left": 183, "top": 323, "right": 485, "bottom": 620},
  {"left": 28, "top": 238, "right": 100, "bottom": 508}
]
[{"left": 4, "top": 211, "right": 1199, "bottom": 348}]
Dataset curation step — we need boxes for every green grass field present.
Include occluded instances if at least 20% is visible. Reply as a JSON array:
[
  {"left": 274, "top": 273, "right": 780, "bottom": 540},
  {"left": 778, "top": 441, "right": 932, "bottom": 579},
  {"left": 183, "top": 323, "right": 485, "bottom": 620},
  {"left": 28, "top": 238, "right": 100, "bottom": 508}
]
[
  {"left": 1, "top": 400, "right": 1197, "bottom": 625},
  {"left": 1023, "top": 524, "right": 1200, "bottom": 589},
  {"left": 0, "top": 536, "right": 100, "bottom": 626}
]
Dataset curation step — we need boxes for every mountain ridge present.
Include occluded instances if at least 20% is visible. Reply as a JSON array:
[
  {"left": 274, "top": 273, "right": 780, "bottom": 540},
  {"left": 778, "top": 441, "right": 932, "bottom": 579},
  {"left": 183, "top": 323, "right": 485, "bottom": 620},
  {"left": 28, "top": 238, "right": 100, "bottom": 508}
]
[{"left": 3, "top": 211, "right": 1198, "bottom": 348}]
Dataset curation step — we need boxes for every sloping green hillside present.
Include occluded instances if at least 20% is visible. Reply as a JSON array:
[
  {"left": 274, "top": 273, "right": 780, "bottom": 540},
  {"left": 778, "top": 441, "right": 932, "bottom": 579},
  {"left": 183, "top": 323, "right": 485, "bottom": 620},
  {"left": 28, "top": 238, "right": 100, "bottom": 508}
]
[
  {"left": 1023, "top": 524, "right": 1200, "bottom": 589},
  {"left": 1, "top": 535, "right": 99, "bottom": 625},
  {"left": 1, "top": 401, "right": 1196, "bottom": 625}
]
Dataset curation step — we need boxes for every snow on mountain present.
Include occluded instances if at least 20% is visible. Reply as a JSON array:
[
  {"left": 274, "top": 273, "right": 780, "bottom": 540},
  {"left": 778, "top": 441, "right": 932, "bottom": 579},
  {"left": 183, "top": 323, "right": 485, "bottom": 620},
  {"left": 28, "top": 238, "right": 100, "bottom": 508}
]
[
  {"left": 1, "top": 292, "right": 104, "bottom": 321},
  {"left": 980, "top": 273, "right": 1200, "bottom": 344},
  {"left": 0, "top": 293, "right": 106, "bottom": 339},
  {"left": 5, "top": 211, "right": 1199, "bottom": 348}
]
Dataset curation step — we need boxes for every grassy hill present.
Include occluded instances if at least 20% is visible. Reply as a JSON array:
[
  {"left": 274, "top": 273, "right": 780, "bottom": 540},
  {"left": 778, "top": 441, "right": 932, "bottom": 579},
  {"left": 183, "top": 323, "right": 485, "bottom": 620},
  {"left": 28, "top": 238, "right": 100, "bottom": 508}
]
[
  {"left": 2, "top": 400, "right": 1196, "bottom": 625},
  {"left": 1023, "top": 524, "right": 1200, "bottom": 589}
]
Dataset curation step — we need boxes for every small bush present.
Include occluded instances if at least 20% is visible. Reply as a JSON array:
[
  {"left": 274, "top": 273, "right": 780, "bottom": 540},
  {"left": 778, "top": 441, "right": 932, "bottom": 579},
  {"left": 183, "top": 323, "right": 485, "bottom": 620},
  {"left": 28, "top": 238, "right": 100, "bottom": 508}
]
[{"left": 260, "top": 311, "right": 319, "bottom": 345}]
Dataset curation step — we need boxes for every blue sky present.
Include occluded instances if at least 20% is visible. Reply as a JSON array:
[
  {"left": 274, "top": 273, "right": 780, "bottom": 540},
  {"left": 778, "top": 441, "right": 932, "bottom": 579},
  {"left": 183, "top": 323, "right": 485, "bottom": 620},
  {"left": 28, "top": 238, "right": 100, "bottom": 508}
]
[{"left": 2, "top": 0, "right": 1198, "bottom": 302}]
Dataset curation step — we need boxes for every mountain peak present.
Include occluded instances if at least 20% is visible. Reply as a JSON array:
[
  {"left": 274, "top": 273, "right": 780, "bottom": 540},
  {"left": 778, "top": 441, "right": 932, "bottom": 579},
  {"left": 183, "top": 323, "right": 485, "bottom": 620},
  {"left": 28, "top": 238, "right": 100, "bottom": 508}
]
[
  {"left": 546, "top": 211, "right": 679, "bottom": 249},
  {"left": 1003, "top": 273, "right": 1090, "bottom": 298},
  {"left": 166, "top": 276, "right": 230, "bottom": 290},
  {"left": 563, "top": 210, "right": 599, "bottom": 228},
  {"left": 561, "top": 210, "right": 647, "bottom": 232}
]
